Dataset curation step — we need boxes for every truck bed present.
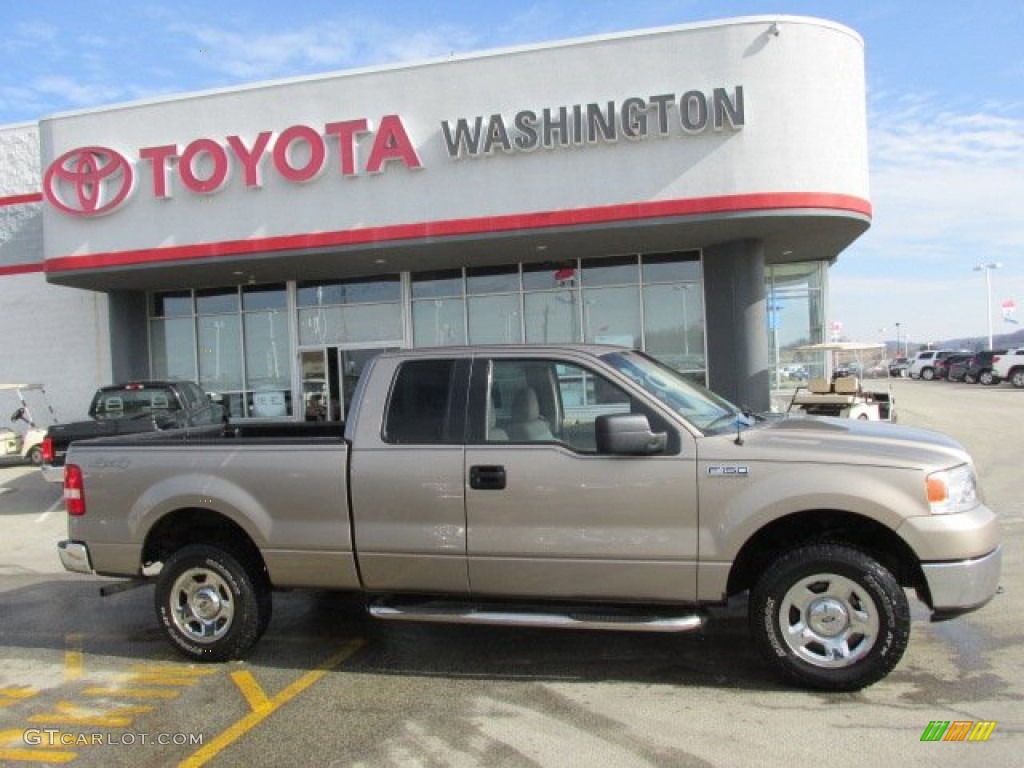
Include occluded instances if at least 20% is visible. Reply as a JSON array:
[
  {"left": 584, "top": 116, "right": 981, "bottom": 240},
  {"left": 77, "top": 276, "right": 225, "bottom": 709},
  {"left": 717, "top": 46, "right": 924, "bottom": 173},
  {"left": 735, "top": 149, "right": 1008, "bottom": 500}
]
[{"left": 64, "top": 421, "right": 357, "bottom": 590}]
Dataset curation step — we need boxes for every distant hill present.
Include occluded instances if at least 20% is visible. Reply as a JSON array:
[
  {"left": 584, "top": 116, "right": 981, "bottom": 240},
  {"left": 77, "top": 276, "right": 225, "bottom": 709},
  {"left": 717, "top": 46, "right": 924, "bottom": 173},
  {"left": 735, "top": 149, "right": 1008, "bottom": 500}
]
[{"left": 906, "top": 327, "right": 1024, "bottom": 353}]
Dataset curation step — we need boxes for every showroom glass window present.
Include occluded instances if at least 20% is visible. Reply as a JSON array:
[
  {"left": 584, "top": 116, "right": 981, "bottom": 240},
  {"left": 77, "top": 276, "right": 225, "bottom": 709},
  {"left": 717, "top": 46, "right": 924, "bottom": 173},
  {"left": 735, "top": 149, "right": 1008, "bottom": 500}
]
[
  {"left": 150, "top": 291, "right": 197, "bottom": 382},
  {"left": 642, "top": 253, "right": 705, "bottom": 381},
  {"left": 467, "top": 265, "right": 523, "bottom": 344},
  {"left": 243, "top": 284, "right": 293, "bottom": 417},
  {"left": 766, "top": 262, "right": 827, "bottom": 386},
  {"left": 411, "top": 270, "right": 467, "bottom": 346},
  {"left": 150, "top": 283, "right": 294, "bottom": 418},
  {"left": 196, "top": 288, "right": 244, "bottom": 415},
  {"left": 296, "top": 276, "right": 403, "bottom": 346}
]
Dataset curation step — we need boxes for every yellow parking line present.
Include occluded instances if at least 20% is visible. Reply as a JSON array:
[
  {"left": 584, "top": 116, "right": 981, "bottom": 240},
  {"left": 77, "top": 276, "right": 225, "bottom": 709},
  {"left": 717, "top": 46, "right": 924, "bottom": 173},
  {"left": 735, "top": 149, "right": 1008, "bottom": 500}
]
[
  {"left": 179, "top": 639, "right": 364, "bottom": 768},
  {"left": 0, "top": 728, "right": 76, "bottom": 763},
  {"left": 63, "top": 634, "right": 84, "bottom": 683},
  {"left": 128, "top": 664, "right": 218, "bottom": 677},
  {"left": 0, "top": 748, "right": 77, "bottom": 763},
  {"left": 231, "top": 672, "right": 272, "bottom": 713},
  {"left": 0, "top": 687, "right": 37, "bottom": 699},
  {"left": 117, "top": 673, "right": 207, "bottom": 686},
  {"left": 0, "top": 687, "right": 37, "bottom": 709},
  {"left": 83, "top": 686, "right": 183, "bottom": 700},
  {"left": 28, "top": 701, "right": 155, "bottom": 727}
]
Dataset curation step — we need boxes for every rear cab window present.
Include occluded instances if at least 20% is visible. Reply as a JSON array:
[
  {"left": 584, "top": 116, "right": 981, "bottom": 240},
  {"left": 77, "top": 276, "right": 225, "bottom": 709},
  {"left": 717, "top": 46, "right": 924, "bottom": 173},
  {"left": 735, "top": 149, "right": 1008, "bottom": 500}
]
[{"left": 383, "top": 359, "right": 468, "bottom": 444}]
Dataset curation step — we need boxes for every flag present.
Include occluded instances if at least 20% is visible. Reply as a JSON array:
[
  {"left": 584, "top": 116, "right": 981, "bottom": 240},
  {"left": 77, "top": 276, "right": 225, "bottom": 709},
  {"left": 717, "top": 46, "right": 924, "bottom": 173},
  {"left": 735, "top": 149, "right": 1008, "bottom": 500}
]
[
  {"left": 554, "top": 267, "right": 576, "bottom": 283},
  {"left": 1003, "top": 298, "right": 1018, "bottom": 324}
]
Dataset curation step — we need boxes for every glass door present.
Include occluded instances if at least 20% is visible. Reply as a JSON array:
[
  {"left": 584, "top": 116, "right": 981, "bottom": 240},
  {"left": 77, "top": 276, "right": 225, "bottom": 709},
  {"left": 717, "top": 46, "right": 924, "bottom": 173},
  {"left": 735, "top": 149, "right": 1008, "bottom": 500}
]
[
  {"left": 301, "top": 346, "right": 399, "bottom": 422},
  {"left": 300, "top": 349, "right": 331, "bottom": 421}
]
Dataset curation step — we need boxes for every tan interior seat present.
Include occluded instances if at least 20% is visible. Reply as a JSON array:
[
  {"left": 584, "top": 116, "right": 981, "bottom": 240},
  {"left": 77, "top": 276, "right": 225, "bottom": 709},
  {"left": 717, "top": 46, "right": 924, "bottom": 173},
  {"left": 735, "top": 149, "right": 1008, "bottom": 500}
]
[{"left": 507, "top": 388, "right": 554, "bottom": 441}]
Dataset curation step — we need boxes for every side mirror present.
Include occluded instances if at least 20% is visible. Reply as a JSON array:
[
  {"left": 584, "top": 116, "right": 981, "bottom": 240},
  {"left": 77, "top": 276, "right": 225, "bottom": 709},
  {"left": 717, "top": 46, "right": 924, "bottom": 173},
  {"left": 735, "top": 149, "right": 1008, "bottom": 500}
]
[{"left": 595, "top": 413, "right": 667, "bottom": 456}]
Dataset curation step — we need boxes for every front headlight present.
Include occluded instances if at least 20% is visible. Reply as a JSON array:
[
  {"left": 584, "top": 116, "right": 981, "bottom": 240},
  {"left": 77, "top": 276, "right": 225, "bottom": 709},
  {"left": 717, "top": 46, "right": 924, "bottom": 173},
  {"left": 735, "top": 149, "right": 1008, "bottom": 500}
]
[{"left": 926, "top": 464, "right": 980, "bottom": 515}]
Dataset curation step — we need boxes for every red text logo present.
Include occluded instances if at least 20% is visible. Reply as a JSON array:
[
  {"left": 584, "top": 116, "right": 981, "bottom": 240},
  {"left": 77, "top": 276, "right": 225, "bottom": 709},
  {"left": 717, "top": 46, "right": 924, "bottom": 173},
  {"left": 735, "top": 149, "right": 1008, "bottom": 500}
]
[{"left": 43, "top": 116, "right": 421, "bottom": 216}]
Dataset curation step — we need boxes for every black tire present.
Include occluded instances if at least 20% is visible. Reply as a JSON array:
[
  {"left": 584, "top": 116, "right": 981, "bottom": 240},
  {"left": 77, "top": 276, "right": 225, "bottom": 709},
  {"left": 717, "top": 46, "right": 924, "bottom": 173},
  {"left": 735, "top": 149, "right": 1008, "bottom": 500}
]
[
  {"left": 26, "top": 446, "right": 42, "bottom": 465},
  {"left": 920, "top": 367, "right": 935, "bottom": 381},
  {"left": 155, "top": 544, "right": 271, "bottom": 662},
  {"left": 1010, "top": 369, "right": 1024, "bottom": 389},
  {"left": 979, "top": 370, "right": 998, "bottom": 386},
  {"left": 750, "top": 544, "right": 909, "bottom": 691}
]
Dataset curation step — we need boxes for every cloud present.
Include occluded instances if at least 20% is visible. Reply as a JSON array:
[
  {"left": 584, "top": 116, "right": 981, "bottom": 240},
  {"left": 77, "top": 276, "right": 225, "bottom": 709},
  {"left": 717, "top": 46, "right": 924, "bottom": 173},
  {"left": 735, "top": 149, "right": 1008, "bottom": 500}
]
[
  {"left": 859, "top": 98, "right": 1024, "bottom": 261},
  {"left": 172, "top": 17, "right": 484, "bottom": 83},
  {"left": 830, "top": 93, "right": 1024, "bottom": 341}
]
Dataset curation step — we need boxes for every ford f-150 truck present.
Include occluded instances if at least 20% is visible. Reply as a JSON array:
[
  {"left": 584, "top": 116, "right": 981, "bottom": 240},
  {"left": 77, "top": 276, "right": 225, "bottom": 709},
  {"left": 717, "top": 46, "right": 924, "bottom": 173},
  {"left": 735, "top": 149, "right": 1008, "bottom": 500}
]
[
  {"left": 57, "top": 345, "right": 1002, "bottom": 691},
  {"left": 42, "top": 380, "right": 227, "bottom": 483}
]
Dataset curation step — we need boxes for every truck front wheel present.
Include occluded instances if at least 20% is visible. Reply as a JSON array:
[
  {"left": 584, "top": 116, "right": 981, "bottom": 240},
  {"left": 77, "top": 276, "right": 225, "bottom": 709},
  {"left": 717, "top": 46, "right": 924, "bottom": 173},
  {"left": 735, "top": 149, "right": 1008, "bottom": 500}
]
[
  {"left": 155, "top": 544, "right": 271, "bottom": 662},
  {"left": 750, "top": 544, "right": 909, "bottom": 691}
]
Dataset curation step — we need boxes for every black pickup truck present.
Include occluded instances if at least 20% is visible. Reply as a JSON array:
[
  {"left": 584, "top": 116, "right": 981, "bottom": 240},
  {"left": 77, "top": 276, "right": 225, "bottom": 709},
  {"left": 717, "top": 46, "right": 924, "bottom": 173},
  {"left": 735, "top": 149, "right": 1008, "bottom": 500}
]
[{"left": 41, "top": 380, "right": 226, "bottom": 482}]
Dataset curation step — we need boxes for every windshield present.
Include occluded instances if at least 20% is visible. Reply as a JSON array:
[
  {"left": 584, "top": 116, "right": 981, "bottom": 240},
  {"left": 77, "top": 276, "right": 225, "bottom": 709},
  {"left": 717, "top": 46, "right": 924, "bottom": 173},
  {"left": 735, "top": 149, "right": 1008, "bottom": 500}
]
[{"left": 601, "top": 350, "right": 752, "bottom": 434}]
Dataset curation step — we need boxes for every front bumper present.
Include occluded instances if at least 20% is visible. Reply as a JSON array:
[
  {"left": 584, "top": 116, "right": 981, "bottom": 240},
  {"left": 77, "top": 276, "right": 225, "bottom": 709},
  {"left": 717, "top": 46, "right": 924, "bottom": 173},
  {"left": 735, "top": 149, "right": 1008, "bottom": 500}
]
[
  {"left": 58, "top": 540, "right": 93, "bottom": 574},
  {"left": 922, "top": 545, "right": 1002, "bottom": 621}
]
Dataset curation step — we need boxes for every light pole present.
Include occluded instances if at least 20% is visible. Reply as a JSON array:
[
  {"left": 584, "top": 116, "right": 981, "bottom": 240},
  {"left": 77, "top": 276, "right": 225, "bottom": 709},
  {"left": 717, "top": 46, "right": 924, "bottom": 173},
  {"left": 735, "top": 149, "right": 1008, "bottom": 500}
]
[{"left": 973, "top": 262, "right": 1002, "bottom": 350}]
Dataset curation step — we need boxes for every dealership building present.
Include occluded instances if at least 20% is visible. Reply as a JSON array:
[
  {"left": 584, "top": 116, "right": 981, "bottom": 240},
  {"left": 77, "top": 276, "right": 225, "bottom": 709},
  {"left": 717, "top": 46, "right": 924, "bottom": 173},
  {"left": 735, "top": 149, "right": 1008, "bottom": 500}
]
[{"left": 0, "top": 16, "right": 869, "bottom": 422}]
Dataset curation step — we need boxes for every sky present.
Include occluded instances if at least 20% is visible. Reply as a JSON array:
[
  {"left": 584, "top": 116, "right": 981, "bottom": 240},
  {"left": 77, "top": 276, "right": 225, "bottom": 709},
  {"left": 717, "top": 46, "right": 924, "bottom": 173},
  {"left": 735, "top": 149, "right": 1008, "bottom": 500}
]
[{"left": 1, "top": 0, "right": 1022, "bottom": 346}]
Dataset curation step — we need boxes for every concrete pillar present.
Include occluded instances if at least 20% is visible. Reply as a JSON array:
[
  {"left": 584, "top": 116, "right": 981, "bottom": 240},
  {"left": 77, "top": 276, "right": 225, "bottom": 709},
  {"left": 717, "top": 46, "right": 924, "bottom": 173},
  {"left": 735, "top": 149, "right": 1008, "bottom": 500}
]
[{"left": 702, "top": 240, "right": 770, "bottom": 412}]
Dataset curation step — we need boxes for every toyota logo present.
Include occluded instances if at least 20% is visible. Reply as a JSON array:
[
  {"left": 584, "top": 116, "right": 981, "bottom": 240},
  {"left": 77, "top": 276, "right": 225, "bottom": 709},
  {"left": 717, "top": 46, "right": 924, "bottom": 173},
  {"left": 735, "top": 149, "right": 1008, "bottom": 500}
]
[{"left": 43, "top": 146, "right": 134, "bottom": 216}]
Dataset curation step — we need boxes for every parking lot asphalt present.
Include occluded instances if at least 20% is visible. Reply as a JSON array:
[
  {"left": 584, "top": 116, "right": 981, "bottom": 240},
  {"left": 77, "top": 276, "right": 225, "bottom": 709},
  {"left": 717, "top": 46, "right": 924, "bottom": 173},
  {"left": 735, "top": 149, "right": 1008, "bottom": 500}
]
[{"left": 0, "top": 379, "right": 1020, "bottom": 767}]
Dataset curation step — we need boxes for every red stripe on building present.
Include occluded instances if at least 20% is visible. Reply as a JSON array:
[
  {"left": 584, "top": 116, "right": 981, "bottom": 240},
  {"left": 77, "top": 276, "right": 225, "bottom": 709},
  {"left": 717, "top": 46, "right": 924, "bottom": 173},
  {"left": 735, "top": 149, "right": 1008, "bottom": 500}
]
[
  {"left": 0, "top": 263, "right": 44, "bottom": 276},
  {"left": 45, "top": 192, "right": 872, "bottom": 275},
  {"left": 0, "top": 192, "right": 43, "bottom": 207}
]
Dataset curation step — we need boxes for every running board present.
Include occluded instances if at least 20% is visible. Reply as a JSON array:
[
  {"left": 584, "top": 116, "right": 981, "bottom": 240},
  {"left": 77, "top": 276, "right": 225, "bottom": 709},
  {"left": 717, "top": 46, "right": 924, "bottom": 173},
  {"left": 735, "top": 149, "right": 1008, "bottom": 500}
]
[{"left": 369, "top": 601, "right": 704, "bottom": 633}]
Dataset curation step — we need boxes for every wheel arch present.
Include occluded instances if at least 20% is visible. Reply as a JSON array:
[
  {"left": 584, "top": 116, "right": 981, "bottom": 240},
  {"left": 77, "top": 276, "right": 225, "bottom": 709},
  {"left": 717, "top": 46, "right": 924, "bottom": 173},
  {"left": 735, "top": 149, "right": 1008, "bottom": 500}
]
[
  {"left": 142, "top": 507, "right": 266, "bottom": 577},
  {"left": 726, "top": 509, "right": 926, "bottom": 598}
]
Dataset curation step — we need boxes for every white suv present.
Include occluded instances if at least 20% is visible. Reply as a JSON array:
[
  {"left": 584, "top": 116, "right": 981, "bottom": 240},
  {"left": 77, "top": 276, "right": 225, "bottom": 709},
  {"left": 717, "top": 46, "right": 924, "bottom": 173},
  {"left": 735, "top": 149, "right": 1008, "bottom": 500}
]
[
  {"left": 908, "top": 350, "right": 955, "bottom": 381},
  {"left": 992, "top": 349, "right": 1024, "bottom": 388}
]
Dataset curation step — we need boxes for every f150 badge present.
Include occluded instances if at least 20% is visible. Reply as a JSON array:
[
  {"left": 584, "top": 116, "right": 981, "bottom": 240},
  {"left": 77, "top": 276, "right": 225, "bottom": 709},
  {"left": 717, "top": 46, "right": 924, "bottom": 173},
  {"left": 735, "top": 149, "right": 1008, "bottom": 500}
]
[{"left": 707, "top": 465, "right": 749, "bottom": 477}]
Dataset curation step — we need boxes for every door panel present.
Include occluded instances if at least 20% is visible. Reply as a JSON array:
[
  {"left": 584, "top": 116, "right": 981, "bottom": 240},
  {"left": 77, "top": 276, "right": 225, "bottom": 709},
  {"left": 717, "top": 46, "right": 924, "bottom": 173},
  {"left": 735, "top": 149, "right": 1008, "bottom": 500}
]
[
  {"left": 465, "top": 446, "right": 697, "bottom": 600},
  {"left": 350, "top": 446, "right": 468, "bottom": 592},
  {"left": 465, "top": 357, "right": 698, "bottom": 602},
  {"left": 348, "top": 356, "right": 471, "bottom": 593}
]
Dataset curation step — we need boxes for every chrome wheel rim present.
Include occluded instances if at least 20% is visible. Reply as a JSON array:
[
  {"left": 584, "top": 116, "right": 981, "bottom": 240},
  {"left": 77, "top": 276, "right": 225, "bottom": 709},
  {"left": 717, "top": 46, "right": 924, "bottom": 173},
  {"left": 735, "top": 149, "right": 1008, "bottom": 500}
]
[
  {"left": 778, "top": 573, "right": 879, "bottom": 668},
  {"left": 169, "top": 567, "right": 235, "bottom": 643}
]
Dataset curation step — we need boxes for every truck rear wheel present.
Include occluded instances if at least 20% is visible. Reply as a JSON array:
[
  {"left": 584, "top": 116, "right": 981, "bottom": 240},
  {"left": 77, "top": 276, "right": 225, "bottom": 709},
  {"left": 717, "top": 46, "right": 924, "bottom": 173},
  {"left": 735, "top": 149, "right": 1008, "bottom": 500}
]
[
  {"left": 750, "top": 544, "right": 909, "bottom": 691},
  {"left": 155, "top": 544, "right": 271, "bottom": 662}
]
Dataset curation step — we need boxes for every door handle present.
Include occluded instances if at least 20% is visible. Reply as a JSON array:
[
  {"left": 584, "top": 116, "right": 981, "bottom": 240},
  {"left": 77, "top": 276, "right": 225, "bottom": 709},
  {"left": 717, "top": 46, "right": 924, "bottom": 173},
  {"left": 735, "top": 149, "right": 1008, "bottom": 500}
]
[{"left": 469, "top": 465, "right": 507, "bottom": 490}]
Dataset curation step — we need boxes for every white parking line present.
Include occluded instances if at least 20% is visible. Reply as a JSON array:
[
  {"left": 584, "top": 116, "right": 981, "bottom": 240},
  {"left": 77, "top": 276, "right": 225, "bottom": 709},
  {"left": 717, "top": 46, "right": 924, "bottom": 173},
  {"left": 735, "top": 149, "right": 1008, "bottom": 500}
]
[{"left": 35, "top": 498, "right": 64, "bottom": 522}]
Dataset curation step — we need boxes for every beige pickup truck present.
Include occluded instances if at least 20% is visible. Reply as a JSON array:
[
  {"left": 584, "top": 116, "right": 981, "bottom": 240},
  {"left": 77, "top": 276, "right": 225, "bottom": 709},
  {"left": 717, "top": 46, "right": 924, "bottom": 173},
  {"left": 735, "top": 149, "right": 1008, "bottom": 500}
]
[{"left": 57, "top": 345, "right": 1001, "bottom": 691}]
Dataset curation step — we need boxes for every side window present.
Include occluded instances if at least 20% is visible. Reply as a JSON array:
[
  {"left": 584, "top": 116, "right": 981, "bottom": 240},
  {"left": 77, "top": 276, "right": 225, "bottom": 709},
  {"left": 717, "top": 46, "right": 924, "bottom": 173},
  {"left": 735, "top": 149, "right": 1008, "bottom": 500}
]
[
  {"left": 173, "top": 384, "right": 194, "bottom": 409},
  {"left": 487, "top": 359, "right": 666, "bottom": 453},
  {"left": 384, "top": 360, "right": 463, "bottom": 444},
  {"left": 169, "top": 386, "right": 189, "bottom": 411}
]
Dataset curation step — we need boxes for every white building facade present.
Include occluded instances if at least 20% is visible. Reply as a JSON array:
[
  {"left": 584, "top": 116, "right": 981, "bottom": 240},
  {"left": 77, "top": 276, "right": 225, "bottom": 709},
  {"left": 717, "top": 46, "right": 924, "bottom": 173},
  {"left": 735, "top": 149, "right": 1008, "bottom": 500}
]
[{"left": 1, "top": 16, "right": 869, "bottom": 421}]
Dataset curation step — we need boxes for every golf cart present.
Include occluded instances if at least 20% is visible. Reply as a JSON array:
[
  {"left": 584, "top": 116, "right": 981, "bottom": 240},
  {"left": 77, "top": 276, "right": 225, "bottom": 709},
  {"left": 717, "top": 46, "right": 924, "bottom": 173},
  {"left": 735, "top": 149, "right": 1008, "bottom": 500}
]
[
  {"left": 0, "top": 384, "right": 59, "bottom": 464},
  {"left": 786, "top": 342, "right": 896, "bottom": 422}
]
